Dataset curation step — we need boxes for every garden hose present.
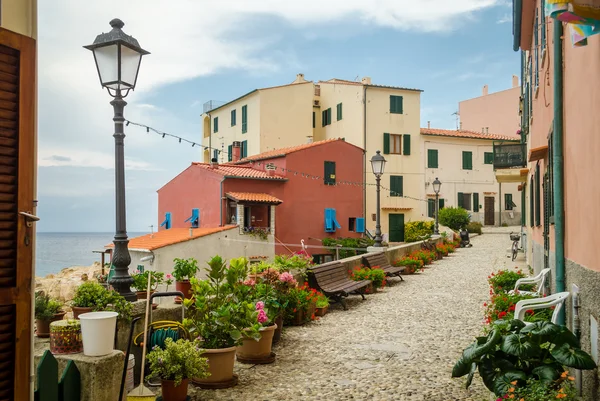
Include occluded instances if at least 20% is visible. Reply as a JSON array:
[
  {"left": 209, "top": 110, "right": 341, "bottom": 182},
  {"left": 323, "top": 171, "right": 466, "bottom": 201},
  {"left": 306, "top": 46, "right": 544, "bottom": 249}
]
[{"left": 133, "top": 320, "right": 190, "bottom": 348}]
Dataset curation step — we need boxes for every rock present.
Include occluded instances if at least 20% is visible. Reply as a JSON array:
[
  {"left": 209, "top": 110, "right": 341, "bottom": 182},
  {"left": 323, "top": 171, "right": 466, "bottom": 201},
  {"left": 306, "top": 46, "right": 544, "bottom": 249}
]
[{"left": 35, "top": 262, "right": 104, "bottom": 304}]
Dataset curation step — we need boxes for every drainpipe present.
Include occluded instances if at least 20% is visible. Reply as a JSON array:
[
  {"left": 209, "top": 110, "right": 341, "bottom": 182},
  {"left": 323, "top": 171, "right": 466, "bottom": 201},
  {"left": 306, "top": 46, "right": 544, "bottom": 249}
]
[
  {"left": 363, "top": 85, "right": 368, "bottom": 224},
  {"left": 553, "top": 20, "right": 566, "bottom": 324},
  {"left": 219, "top": 177, "right": 225, "bottom": 227}
]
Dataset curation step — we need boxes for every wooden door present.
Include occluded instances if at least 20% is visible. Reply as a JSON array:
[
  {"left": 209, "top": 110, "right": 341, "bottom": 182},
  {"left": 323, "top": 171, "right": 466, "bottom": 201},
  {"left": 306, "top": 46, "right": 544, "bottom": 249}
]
[
  {"left": 388, "top": 213, "right": 405, "bottom": 242},
  {"left": 0, "top": 28, "right": 36, "bottom": 401},
  {"left": 484, "top": 197, "right": 495, "bottom": 226}
]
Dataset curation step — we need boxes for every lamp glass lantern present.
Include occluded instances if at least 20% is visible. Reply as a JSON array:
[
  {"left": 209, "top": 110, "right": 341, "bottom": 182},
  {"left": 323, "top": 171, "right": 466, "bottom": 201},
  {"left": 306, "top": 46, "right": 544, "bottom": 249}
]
[
  {"left": 432, "top": 177, "right": 442, "bottom": 194},
  {"left": 84, "top": 18, "right": 150, "bottom": 94},
  {"left": 370, "top": 151, "right": 387, "bottom": 177}
]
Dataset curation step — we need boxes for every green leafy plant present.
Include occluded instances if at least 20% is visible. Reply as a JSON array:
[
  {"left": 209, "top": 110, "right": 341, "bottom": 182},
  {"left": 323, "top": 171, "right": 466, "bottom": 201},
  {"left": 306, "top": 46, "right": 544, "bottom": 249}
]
[
  {"left": 452, "top": 320, "right": 596, "bottom": 396},
  {"left": 351, "top": 267, "right": 386, "bottom": 289},
  {"left": 249, "top": 260, "right": 276, "bottom": 274},
  {"left": 172, "top": 257, "right": 200, "bottom": 282},
  {"left": 439, "top": 207, "right": 470, "bottom": 231},
  {"left": 283, "top": 282, "right": 319, "bottom": 324},
  {"left": 513, "top": 374, "right": 577, "bottom": 400},
  {"left": 71, "top": 281, "right": 133, "bottom": 320},
  {"left": 147, "top": 338, "right": 210, "bottom": 386},
  {"left": 466, "top": 221, "right": 483, "bottom": 235},
  {"left": 393, "top": 256, "right": 424, "bottom": 273},
  {"left": 35, "top": 292, "right": 63, "bottom": 321},
  {"left": 131, "top": 270, "right": 171, "bottom": 292},
  {"left": 183, "top": 256, "right": 261, "bottom": 349},
  {"left": 404, "top": 220, "right": 434, "bottom": 243},
  {"left": 488, "top": 269, "right": 531, "bottom": 295},
  {"left": 321, "top": 237, "right": 376, "bottom": 259},
  {"left": 483, "top": 292, "right": 552, "bottom": 325},
  {"left": 246, "top": 227, "right": 270, "bottom": 241},
  {"left": 315, "top": 293, "right": 329, "bottom": 308}
]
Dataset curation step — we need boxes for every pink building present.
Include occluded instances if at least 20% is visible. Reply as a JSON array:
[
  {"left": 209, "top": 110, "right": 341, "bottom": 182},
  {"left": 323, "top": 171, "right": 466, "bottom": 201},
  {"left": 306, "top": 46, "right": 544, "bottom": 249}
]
[
  {"left": 158, "top": 139, "right": 365, "bottom": 260},
  {"left": 513, "top": 1, "right": 600, "bottom": 397}
]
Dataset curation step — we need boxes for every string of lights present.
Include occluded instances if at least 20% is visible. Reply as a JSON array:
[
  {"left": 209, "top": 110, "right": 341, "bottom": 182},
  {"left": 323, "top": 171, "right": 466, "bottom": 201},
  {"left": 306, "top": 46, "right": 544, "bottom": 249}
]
[{"left": 126, "top": 119, "right": 432, "bottom": 203}]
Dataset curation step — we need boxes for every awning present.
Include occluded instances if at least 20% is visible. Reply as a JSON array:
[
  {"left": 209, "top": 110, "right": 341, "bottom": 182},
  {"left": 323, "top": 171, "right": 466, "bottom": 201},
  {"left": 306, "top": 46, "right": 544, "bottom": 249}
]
[
  {"left": 382, "top": 207, "right": 413, "bottom": 211},
  {"left": 495, "top": 168, "right": 529, "bottom": 183},
  {"left": 226, "top": 192, "right": 282, "bottom": 204},
  {"left": 528, "top": 145, "right": 548, "bottom": 162}
]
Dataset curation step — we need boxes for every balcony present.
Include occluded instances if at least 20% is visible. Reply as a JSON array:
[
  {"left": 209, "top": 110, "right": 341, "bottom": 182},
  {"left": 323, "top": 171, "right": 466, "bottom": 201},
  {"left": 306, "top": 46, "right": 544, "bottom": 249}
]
[{"left": 493, "top": 143, "right": 527, "bottom": 169}]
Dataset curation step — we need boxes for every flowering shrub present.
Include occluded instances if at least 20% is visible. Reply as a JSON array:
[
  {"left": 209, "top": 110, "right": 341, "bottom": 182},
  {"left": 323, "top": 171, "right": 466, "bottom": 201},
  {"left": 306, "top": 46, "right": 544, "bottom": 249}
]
[
  {"left": 393, "top": 256, "right": 424, "bottom": 273},
  {"left": 410, "top": 250, "right": 436, "bottom": 265},
  {"left": 510, "top": 373, "right": 577, "bottom": 400},
  {"left": 483, "top": 292, "right": 553, "bottom": 325},
  {"left": 283, "top": 282, "right": 319, "bottom": 324},
  {"left": 351, "top": 266, "right": 386, "bottom": 289},
  {"left": 435, "top": 244, "right": 449, "bottom": 256},
  {"left": 147, "top": 338, "right": 209, "bottom": 386},
  {"left": 488, "top": 269, "right": 531, "bottom": 295},
  {"left": 315, "top": 293, "right": 329, "bottom": 308}
]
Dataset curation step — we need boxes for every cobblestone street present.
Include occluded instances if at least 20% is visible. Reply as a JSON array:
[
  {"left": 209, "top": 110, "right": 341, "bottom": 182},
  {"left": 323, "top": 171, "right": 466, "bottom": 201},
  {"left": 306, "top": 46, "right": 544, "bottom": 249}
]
[{"left": 187, "top": 229, "right": 524, "bottom": 401}]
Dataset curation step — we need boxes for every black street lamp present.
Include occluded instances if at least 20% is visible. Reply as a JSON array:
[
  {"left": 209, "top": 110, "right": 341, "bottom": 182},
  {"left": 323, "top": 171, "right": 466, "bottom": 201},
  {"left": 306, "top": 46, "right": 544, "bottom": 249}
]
[
  {"left": 370, "top": 151, "right": 387, "bottom": 247},
  {"left": 85, "top": 19, "right": 150, "bottom": 301},
  {"left": 432, "top": 177, "right": 442, "bottom": 235}
]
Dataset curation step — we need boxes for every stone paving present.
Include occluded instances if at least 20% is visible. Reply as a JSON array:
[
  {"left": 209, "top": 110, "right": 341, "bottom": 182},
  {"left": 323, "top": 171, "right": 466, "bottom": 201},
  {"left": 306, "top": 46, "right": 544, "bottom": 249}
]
[{"left": 181, "top": 229, "right": 525, "bottom": 401}]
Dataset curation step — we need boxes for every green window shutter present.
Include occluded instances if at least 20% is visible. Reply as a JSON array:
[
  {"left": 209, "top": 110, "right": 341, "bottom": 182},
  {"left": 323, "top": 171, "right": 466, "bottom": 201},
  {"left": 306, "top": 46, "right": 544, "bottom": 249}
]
[
  {"left": 535, "top": 165, "right": 541, "bottom": 225},
  {"left": 403, "top": 134, "right": 411, "bottom": 155},
  {"left": 213, "top": 117, "right": 218, "bottom": 133},
  {"left": 505, "top": 193, "right": 514, "bottom": 211},
  {"left": 241, "top": 105, "right": 247, "bottom": 133},
  {"left": 241, "top": 140, "right": 248, "bottom": 158},
  {"left": 322, "top": 110, "right": 326, "bottom": 127},
  {"left": 530, "top": 178, "right": 535, "bottom": 227},
  {"left": 473, "top": 193, "right": 480, "bottom": 212},
  {"left": 337, "top": 103, "right": 342, "bottom": 121},
  {"left": 312, "top": 111, "right": 315, "bottom": 128},
  {"left": 327, "top": 108, "right": 332, "bottom": 125},
  {"left": 390, "top": 176, "right": 403, "bottom": 197},
  {"left": 427, "top": 149, "right": 438, "bottom": 168},
  {"left": 324, "top": 161, "right": 336, "bottom": 185},
  {"left": 439, "top": 198, "right": 445, "bottom": 210},
  {"left": 462, "top": 151, "right": 472, "bottom": 170},
  {"left": 484, "top": 152, "right": 494, "bottom": 164},
  {"left": 390, "top": 95, "right": 403, "bottom": 114},
  {"left": 383, "top": 133, "right": 390, "bottom": 155},
  {"left": 228, "top": 145, "right": 232, "bottom": 162},
  {"left": 231, "top": 110, "right": 236, "bottom": 126},
  {"left": 428, "top": 199, "right": 435, "bottom": 218},
  {"left": 457, "top": 192, "right": 464, "bottom": 208}
]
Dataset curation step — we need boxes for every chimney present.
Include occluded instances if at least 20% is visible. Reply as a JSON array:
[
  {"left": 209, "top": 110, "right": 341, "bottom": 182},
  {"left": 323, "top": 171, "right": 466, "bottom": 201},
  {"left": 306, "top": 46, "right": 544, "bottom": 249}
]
[
  {"left": 232, "top": 141, "right": 241, "bottom": 162},
  {"left": 361, "top": 76, "right": 372, "bottom": 85},
  {"left": 294, "top": 73, "right": 306, "bottom": 83},
  {"left": 427, "top": 121, "right": 431, "bottom": 129},
  {"left": 482, "top": 84, "right": 488, "bottom": 96},
  {"left": 189, "top": 228, "right": 193, "bottom": 238},
  {"left": 460, "top": 121, "right": 463, "bottom": 130},
  {"left": 307, "top": 136, "right": 313, "bottom": 143},
  {"left": 486, "top": 127, "right": 489, "bottom": 134},
  {"left": 210, "top": 157, "right": 218, "bottom": 169},
  {"left": 512, "top": 75, "right": 519, "bottom": 88},
  {"left": 482, "top": 127, "right": 484, "bottom": 133}
]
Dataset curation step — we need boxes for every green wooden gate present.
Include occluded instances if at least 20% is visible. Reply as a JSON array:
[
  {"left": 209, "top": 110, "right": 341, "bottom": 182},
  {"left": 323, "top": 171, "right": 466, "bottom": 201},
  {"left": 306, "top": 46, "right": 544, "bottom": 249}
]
[
  {"left": 388, "top": 213, "right": 405, "bottom": 242},
  {"left": 34, "top": 350, "right": 81, "bottom": 401}
]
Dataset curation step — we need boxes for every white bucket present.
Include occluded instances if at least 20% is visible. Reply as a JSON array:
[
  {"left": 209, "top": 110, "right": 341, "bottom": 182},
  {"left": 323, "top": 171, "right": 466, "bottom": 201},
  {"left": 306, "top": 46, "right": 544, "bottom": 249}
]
[
  {"left": 126, "top": 354, "right": 135, "bottom": 392},
  {"left": 79, "top": 311, "right": 118, "bottom": 356}
]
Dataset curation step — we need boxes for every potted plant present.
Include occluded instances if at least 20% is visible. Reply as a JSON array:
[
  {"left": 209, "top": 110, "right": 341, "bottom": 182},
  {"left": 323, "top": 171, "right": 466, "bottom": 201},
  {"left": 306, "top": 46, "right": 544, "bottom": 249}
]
[
  {"left": 147, "top": 338, "right": 210, "bottom": 401},
  {"left": 131, "top": 269, "right": 170, "bottom": 300},
  {"left": 183, "top": 255, "right": 260, "bottom": 388},
  {"left": 315, "top": 293, "right": 329, "bottom": 317},
  {"left": 351, "top": 267, "right": 386, "bottom": 293},
  {"left": 71, "top": 281, "right": 133, "bottom": 320},
  {"left": 236, "top": 300, "right": 278, "bottom": 364},
  {"left": 94, "top": 271, "right": 109, "bottom": 289},
  {"left": 393, "top": 257, "right": 424, "bottom": 274},
  {"left": 34, "top": 292, "right": 65, "bottom": 338},
  {"left": 172, "top": 257, "right": 199, "bottom": 304}
]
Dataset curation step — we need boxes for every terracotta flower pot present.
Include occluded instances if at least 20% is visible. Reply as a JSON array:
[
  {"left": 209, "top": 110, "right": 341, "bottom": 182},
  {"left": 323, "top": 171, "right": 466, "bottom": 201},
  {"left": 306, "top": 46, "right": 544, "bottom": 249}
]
[
  {"left": 307, "top": 300, "right": 317, "bottom": 320},
  {"left": 72, "top": 306, "right": 93, "bottom": 320},
  {"left": 315, "top": 306, "right": 329, "bottom": 317},
  {"left": 237, "top": 324, "right": 277, "bottom": 362},
  {"left": 193, "top": 346, "right": 237, "bottom": 388},
  {"left": 272, "top": 315, "right": 283, "bottom": 345},
  {"left": 136, "top": 290, "right": 155, "bottom": 300},
  {"left": 291, "top": 309, "right": 305, "bottom": 326},
  {"left": 161, "top": 378, "right": 189, "bottom": 401},
  {"left": 35, "top": 311, "right": 66, "bottom": 338},
  {"left": 175, "top": 280, "right": 191, "bottom": 304}
]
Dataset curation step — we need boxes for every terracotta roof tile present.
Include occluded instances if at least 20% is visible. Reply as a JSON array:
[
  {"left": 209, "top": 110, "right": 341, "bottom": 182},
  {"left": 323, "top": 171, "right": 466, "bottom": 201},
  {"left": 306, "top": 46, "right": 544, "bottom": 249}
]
[
  {"left": 106, "top": 226, "right": 237, "bottom": 251},
  {"left": 236, "top": 138, "right": 356, "bottom": 163},
  {"left": 190, "top": 163, "right": 285, "bottom": 180},
  {"left": 226, "top": 192, "right": 283, "bottom": 204},
  {"left": 420, "top": 128, "right": 520, "bottom": 141}
]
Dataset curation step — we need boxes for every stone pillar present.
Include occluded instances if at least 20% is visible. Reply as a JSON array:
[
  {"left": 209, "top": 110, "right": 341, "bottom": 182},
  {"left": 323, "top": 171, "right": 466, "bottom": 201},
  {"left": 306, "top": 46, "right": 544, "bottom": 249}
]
[
  {"left": 237, "top": 204, "right": 244, "bottom": 230},
  {"left": 270, "top": 205, "right": 276, "bottom": 236}
]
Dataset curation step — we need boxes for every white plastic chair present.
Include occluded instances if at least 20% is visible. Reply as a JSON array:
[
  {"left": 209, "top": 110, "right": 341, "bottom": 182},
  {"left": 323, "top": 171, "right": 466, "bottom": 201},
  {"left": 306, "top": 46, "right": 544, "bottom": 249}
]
[
  {"left": 509, "top": 268, "right": 551, "bottom": 297},
  {"left": 514, "top": 291, "right": 570, "bottom": 325}
]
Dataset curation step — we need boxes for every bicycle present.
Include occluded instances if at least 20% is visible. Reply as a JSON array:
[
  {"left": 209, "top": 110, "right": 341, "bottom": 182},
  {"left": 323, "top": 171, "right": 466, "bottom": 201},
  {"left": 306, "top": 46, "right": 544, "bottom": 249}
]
[
  {"left": 510, "top": 232, "right": 521, "bottom": 261},
  {"left": 420, "top": 235, "right": 435, "bottom": 252}
]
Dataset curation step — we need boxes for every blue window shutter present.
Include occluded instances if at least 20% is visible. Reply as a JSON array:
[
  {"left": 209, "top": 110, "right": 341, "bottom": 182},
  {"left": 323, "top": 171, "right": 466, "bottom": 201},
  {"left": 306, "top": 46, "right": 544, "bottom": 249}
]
[
  {"left": 161, "top": 212, "right": 171, "bottom": 229},
  {"left": 356, "top": 218, "right": 365, "bottom": 233},
  {"left": 332, "top": 209, "right": 341, "bottom": 229},
  {"left": 325, "top": 208, "right": 334, "bottom": 232}
]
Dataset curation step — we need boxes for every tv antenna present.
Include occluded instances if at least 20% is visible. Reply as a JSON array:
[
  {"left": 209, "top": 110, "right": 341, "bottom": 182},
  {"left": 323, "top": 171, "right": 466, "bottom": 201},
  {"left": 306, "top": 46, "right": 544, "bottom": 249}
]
[{"left": 452, "top": 111, "right": 460, "bottom": 130}]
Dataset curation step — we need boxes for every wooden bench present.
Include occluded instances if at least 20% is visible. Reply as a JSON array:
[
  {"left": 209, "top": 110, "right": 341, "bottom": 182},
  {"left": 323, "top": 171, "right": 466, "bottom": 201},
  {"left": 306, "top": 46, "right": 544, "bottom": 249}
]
[
  {"left": 362, "top": 252, "right": 404, "bottom": 281},
  {"left": 308, "top": 261, "right": 371, "bottom": 310}
]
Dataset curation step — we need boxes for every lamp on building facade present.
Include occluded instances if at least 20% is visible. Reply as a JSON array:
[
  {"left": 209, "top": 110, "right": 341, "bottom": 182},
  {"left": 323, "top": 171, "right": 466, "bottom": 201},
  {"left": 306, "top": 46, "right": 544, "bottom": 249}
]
[
  {"left": 85, "top": 19, "right": 150, "bottom": 301},
  {"left": 432, "top": 177, "right": 442, "bottom": 235},
  {"left": 370, "top": 151, "right": 387, "bottom": 247}
]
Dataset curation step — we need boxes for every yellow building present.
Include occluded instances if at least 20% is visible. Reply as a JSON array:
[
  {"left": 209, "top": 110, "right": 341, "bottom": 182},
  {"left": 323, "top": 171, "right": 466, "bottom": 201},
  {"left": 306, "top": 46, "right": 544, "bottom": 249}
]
[{"left": 1, "top": 0, "right": 38, "bottom": 399}]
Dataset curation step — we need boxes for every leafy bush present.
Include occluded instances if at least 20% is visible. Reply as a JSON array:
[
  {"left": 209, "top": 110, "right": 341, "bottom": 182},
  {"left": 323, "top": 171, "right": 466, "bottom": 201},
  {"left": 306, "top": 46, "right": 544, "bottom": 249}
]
[
  {"left": 351, "top": 267, "right": 386, "bottom": 289},
  {"left": 483, "top": 292, "right": 552, "bottom": 324},
  {"left": 513, "top": 375, "right": 577, "bottom": 400},
  {"left": 321, "top": 237, "right": 376, "bottom": 259},
  {"left": 283, "top": 283, "right": 318, "bottom": 324},
  {"left": 71, "top": 281, "right": 133, "bottom": 320},
  {"left": 466, "top": 221, "right": 483, "bottom": 235},
  {"left": 147, "top": 338, "right": 210, "bottom": 386},
  {"left": 410, "top": 250, "right": 436, "bottom": 265},
  {"left": 453, "top": 320, "right": 596, "bottom": 396},
  {"left": 131, "top": 270, "right": 171, "bottom": 292},
  {"left": 488, "top": 269, "right": 530, "bottom": 294},
  {"left": 404, "top": 221, "right": 434, "bottom": 243},
  {"left": 439, "top": 207, "right": 470, "bottom": 231},
  {"left": 35, "top": 292, "right": 63, "bottom": 321},
  {"left": 172, "top": 257, "right": 199, "bottom": 282},
  {"left": 393, "top": 256, "right": 424, "bottom": 273}
]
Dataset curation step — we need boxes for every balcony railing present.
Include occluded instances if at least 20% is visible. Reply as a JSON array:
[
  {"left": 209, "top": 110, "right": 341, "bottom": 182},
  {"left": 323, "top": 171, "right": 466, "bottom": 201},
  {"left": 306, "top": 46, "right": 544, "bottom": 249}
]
[{"left": 493, "top": 143, "right": 527, "bottom": 169}]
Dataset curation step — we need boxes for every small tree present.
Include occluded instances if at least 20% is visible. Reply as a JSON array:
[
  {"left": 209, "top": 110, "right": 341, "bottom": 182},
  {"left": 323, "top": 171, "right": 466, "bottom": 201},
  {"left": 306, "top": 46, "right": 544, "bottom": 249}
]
[{"left": 438, "top": 207, "right": 470, "bottom": 231}]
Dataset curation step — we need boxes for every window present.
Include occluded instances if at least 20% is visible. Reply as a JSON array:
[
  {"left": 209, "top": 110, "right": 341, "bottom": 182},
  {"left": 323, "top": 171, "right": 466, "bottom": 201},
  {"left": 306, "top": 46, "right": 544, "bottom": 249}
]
[
  {"left": 541, "top": 0, "right": 547, "bottom": 50},
  {"left": 349, "top": 217, "right": 356, "bottom": 232},
  {"left": 534, "top": 8, "right": 539, "bottom": 89},
  {"left": 231, "top": 109, "right": 236, "bottom": 126},
  {"left": 457, "top": 192, "right": 472, "bottom": 211},
  {"left": 227, "top": 145, "right": 233, "bottom": 162},
  {"left": 212, "top": 149, "right": 219, "bottom": 161},
  {"left": 428, "top": 199, "right": 435, "bottom": 218},
  {"left": 312, "top": 111, "right": 315, "bottom": 128},
  {"left": 390, "top": 176, "right": 403, "bottom": 197},
  {"left": 241, "top": 140, "right": 248, "bottom": 159},
  {"left": 390, "top": 95, "right": 403, "bottom": 114},
  {"left": 336, "top": 103, "right": 343, "bottom": 121},
  {"left": 427, "top": 149, "right": 438, "bottom": 168},
  {"left": 213, "top": 117, "right": 219, "bottom": 133},
  {"left": 504, "top": 194, "right": 513, "bottom": 210},
  {"left": 383, "top": 133, "right": 402, "bottom": 154},
  {"left": 484, "top": 152, "right": 494, "bottom": 164},
  {"left": 473, "top": 193, "right": 480, "bottom": 212},
  {"left": 535, "top": 164, "right": 541, "bottom": 225},
  {"left": 462, "top": 151, "right": 473, "bottom": 170},
  {"left": 322, "top": 108, "right": 332, "bottom": 126},
  {"left": 403, "top": 134, "right": 411, "bottom": 155},
  {"left": 241, "top": 105, "right": 248, "bottom": 133},
  {"left": 324, "top": 161, "right": 336, "bottom": 185},
  {"left": 324, "top": 208, "right": 341, "bottom": 233}
]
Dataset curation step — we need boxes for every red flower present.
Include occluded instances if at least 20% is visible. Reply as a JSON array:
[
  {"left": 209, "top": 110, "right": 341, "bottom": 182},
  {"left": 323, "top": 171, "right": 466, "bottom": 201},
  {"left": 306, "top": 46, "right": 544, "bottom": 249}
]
[
  {"left": 498, "top": 311, "right": 507, "bottom": 318},
  {"left": 526, "top": 309, "right": 535, "bottom": 315},
  {"left": 509, "top": 305, "right": 516, "bottom": 312},
  {"left": 483, "top": 302, "right": 487, "bottom": 307}
]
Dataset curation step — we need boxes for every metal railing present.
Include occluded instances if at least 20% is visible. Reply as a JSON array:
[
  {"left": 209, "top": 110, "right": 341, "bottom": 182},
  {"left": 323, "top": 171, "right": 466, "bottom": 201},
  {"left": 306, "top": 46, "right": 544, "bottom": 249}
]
[{"left": 493, "top": 143, "right": 527, "bottom": 169}]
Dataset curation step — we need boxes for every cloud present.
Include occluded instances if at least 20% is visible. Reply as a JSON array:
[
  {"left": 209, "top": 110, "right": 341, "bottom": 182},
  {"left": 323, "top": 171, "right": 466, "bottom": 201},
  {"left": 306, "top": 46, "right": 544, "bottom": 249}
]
[
  {"left": 39, "top": 148, "right": 158, "bottom": 171},
  {"left": 497, "top": 14, "right": 512, "bottom": 24},
  {"left": 46, "top": 155, "right": 71, "bottom": 162}
]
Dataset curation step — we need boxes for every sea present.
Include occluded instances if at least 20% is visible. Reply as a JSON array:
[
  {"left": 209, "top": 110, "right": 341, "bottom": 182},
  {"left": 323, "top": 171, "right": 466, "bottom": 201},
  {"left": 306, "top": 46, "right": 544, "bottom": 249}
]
[{"left": 35, "top": 232, "right": 147, "bottom": 278}]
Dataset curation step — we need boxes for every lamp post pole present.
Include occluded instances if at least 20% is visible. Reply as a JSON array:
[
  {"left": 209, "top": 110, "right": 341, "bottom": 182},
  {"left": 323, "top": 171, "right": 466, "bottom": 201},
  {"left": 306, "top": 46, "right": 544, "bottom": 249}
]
[
  {"left": 374, "top": 174, "right": 383, "bottom": 247},
  {"left": 434, "top": 191, "right": 440, "bottom": 235},
  {"left": 109, "top": 90, "right": 135, "bottom": 301}
]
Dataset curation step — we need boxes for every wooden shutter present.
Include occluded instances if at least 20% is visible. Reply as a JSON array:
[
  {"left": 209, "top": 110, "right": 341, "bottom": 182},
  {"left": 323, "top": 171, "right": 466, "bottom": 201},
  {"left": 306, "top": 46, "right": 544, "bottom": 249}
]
[
  {"left": 439, "top": 198, "right": 445, "bottom": 209},
  {"left": 231, "top": 109, "right": 236, "bottom": 126},
  {"left": 383, "top": 133, "right": 390, "bottom": 155},
  {"left": 390, "top": 176, "right": 403, "bottom": 197},
  {"left": 0, "top": 29, "right": 36, "bottom": 401},
  {"left": 213, "top": 117, "right": 218, "bottom": 133},
  {"left": 535, "top": 164, "right": 541, "bottom": 225},
  {"left": 324, "top": 208, "right": 334, "bottom": 232},
  {"left": 356, "top": 218, "right": 365, "bottom": 233},
  {"left": 428, "top": 149, "right": 438, "bottom": 168},
  {"left": 312, "top": 112, "right": 315, "bottom": 128},
  {"left": 403, "top": 134, "right": 411, "bottom": 155},
  {"left": 390, "top": 95, "right": 403, "bottom": 114},
  {"left": 228, "top": 145, "right": 232, "bottom": 162},
  {"left": 336, "top": 103, "right": 342, "bottom": 121},
  {"left": 241, "top": 140, "right": 248, "bottom": 158},
  {"left": 473, "top": 193, "right": 480, "bottom": 212},
  {"left": 462, "top": 151, "right": 472, "bottom": 170},
  {"left": 324, "top": 161, "right": 335, "bottom": 185},
  {"left": 530, "top": 177, "right": 535, "bottom": 227},
  {"left": 241, "top": 105, "right": 247, "bottom": 133},
  {"left": 457, "top": 192, "right": 464, "bottom": 208},
  {"left": 327, "top": 108, "right": 332, "bottom": 125},
  {"left": 428, "top": 199, "right": 435, "bottom": 218}
]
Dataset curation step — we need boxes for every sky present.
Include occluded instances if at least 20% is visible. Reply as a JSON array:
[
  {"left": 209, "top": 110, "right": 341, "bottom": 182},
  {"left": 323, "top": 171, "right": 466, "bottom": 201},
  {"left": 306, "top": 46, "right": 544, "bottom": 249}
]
[{"left": 36, "top": 0, "right": 518, "bottom": 233}]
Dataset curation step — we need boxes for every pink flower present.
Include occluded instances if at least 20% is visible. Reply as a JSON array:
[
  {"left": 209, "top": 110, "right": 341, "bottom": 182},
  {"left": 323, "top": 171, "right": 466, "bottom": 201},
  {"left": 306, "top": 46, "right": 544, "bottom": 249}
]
[
  {"left": 257, "top": 309, "right": 268, "bottom": 324},
  {"left": 255, "top": 301, "right": 265, "bottom": 310},
  {"left": 279, "top": 272, "right": 297, "bottom": 285},
  {"left": 166, "top": 274, "right": 173, "bottom": 279},
  {"left": 243, "top": 278, "right": 256, "bottom": 286}
]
